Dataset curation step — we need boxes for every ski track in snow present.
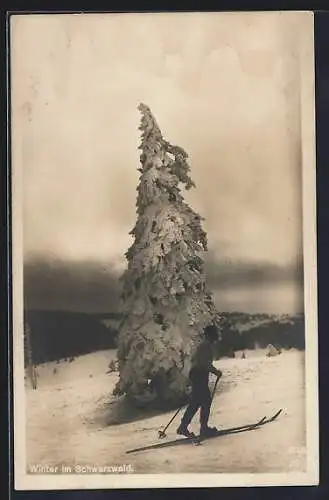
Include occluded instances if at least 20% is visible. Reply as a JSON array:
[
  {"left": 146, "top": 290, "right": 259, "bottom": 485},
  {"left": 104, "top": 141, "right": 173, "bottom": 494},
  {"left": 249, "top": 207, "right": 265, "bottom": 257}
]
[{"left": 26, "top": 349, "right": 306, "bottom": 473}]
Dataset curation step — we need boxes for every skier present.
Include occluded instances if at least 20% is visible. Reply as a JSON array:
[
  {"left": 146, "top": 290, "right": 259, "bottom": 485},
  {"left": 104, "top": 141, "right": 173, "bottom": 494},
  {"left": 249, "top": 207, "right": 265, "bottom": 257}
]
[{"left": 176, "top": 324, "right": 222, "bottom": 438}]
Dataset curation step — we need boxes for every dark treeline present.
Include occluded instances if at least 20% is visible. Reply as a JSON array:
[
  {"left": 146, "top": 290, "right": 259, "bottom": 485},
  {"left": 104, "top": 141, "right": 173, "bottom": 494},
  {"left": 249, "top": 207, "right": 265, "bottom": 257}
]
[
  {"left": 24, "top": 310, "right": 304, "bottom": 365},
  {"left": 214, "top": 312, "right": 305, "bottom": 358},
  {"left": 24, "top": 310, "right": 118, "bottom": 365}
]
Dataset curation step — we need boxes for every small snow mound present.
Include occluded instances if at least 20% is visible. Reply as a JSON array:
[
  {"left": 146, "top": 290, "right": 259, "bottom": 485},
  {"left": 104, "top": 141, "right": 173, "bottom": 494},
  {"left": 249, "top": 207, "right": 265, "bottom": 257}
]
[{"left": 266, "top": 344, "right": 281, "bottom": 357}]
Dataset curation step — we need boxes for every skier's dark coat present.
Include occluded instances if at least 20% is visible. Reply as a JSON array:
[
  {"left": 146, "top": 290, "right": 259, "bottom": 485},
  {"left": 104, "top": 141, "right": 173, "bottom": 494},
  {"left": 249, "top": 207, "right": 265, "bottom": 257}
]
[
  {"left": 191, "top": 338, "right": 218, "bottom": 374},
  {"left": 189, "top": 338, "right": 220, "bottom": 395}
]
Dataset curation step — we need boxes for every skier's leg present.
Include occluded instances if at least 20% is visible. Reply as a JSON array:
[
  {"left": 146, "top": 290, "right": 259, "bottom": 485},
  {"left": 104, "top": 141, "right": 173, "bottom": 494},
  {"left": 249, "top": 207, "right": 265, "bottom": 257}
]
[
  {"left": 200, "top": 389, "right": 211, "bottom": 430},
  {"left": 177, "top": 370, "right": 201, "bottom": 436},
  {"left": 177, "top": 399, "right": 200, "bottom": 436},
  {"left": 200, "top": 389, "right": 218, "bottom": 436}
]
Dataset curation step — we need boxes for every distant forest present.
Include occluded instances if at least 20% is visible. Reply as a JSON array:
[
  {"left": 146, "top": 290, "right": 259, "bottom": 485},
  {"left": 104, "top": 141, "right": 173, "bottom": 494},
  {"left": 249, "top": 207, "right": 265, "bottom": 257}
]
[
  {"left": 215, "top": 311, "right": 304, "bottom": 358},
  {"left": 24, "top": 310, "right": 305, "bottom": 365},
  {"left": 24, "top": 310, "right": 118, "bottom": 365}
]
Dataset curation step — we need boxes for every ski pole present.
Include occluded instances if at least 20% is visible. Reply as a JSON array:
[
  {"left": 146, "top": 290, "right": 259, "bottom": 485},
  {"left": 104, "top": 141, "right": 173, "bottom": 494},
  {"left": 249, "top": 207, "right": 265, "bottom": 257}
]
[
  {"left": 158, "top": 405, "right": 184, "bottom": 439},
  {"left": 210, "top": 374, "right": 220, "bottom": 405}
]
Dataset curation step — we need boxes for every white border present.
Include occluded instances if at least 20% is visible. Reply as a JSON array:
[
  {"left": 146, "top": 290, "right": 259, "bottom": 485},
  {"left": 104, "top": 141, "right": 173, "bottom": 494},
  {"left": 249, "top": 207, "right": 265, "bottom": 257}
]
[{"left": 11, "top": 11, "right": 318, "bottom": 489}]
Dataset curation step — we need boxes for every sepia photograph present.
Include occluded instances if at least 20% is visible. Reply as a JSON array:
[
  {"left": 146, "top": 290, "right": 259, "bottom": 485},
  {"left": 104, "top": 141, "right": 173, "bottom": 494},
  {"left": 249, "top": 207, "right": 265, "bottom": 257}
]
[{"left": 10, "top": 11, "right": 318, "bottom": 489}]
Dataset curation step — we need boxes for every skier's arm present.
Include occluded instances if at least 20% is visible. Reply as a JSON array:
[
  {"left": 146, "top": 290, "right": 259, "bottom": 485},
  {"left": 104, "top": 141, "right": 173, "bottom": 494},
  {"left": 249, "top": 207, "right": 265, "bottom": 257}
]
[
  {"left": 209, "top": 365, "right": 222, "bottom": 378},
  {"left": 195, "top": 343, "right": 223, "bottom": 377},
  {"left": 199, "top": 358, "right": 220, "bottom": 375},
  {"left": 205, "top": 343, "right": 222, "bottom": 377}
]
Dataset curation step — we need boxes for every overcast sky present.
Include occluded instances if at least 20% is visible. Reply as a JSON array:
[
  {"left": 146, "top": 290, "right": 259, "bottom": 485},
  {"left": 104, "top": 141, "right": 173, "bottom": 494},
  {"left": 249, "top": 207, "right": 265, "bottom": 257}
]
[{"left": 11, "top": 12, "right": 307, "bottom": 313}]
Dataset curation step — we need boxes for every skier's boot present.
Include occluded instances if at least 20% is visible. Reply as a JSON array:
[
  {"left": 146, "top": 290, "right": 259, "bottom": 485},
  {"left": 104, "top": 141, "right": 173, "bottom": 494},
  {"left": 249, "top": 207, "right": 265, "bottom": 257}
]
[
  {"left": 176, "top": 424, "right": 195, "bottom": 438},
  {"left": 200, "top": 425, "right": 219, "bottom": 437}
]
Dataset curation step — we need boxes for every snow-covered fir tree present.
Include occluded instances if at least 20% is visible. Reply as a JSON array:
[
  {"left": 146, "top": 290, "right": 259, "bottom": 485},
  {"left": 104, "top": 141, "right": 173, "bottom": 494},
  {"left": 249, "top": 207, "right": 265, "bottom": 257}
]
[{"left": 114, "top": 103, "right": 221, "bottom": 406}]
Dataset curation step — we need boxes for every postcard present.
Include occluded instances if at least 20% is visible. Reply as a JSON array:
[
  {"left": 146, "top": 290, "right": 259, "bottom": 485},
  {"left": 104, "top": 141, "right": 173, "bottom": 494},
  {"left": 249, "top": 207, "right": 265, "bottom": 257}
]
[{"left": 10, "top": 11, "right": 318, "bottom": 489}]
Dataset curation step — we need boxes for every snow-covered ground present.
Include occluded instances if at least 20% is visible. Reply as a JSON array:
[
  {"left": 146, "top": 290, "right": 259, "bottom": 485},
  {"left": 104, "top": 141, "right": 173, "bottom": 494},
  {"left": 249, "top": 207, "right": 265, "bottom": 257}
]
[{"left": 25, "top": 348, "right": 306, "bottom": 473}]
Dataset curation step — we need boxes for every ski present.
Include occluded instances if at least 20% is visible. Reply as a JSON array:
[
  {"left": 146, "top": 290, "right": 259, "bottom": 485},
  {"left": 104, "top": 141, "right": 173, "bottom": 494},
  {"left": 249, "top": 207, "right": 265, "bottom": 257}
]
[
  {"left": 125, "top": 409, "right": 282, "bottom": 454},
  {"left": 195, "top": 408, "right": 282, "bottom": 444},
  {"left": 195, "top": 415, "right": 267, "bottom": 445},
  {"left": 126, "top": 417, "right": 265, "bottom": 454}
]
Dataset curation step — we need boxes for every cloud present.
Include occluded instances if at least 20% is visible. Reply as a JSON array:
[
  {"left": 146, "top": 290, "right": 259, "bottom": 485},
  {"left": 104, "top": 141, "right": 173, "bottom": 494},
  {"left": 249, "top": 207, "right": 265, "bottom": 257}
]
[
  {"left": 204, "top": 253, "right": 303, "bottom": 289},
  {"left": 24, "top": 258, "right": 121, "bottom": 313},
  {"left": 24, "top": 251, "right": 303, "bottom": 314},
  {"left": 12, "top": 12, "right": 303, "bottom": 268}
]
